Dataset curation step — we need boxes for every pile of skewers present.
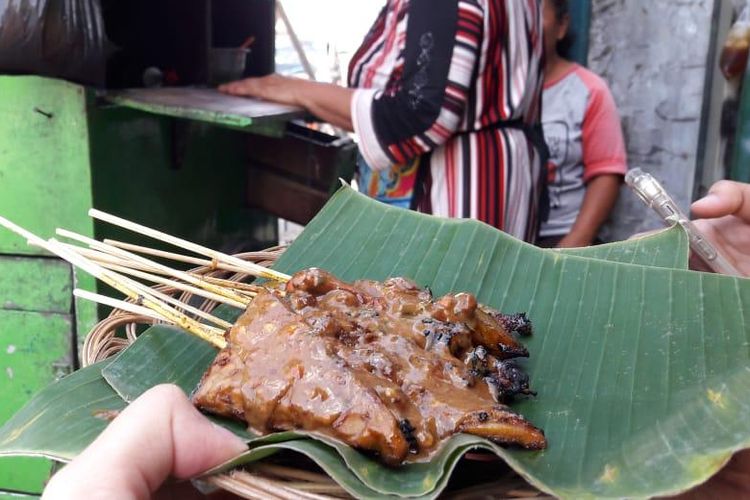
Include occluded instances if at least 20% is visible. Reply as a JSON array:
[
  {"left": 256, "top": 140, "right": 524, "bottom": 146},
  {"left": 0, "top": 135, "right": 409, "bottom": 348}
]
[{"left": 0, "top": 209, "right": 290, "bottom": 352}]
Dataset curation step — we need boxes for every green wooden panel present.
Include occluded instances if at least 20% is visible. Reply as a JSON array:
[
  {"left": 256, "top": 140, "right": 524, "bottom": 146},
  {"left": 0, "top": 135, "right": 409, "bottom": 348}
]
[
  {"left": 87, "top": 106, "right": 278, "bottom": 253},
  {"left": 0, "top": 258, "right": 72, "bottom": 315},
  {"left": 0, "top": 309, "right": 73, "bottom": 493},
  {"left": 0, "top": 76, "right": 95, "bottom": 256}
]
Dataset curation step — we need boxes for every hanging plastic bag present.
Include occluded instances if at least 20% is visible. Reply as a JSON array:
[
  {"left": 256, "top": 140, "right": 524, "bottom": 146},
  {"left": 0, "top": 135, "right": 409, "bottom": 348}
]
[
  {"left": 720, "top": 1, "right": 750, "bottom": 80},
  {"left": 0, "top": 0, "right": 109, "bottom": 85}
]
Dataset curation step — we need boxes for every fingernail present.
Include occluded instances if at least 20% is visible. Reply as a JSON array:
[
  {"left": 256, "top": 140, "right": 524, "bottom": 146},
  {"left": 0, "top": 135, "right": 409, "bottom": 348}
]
[{"left": 211, "top": 423, "right": 248, "bottom": 452}]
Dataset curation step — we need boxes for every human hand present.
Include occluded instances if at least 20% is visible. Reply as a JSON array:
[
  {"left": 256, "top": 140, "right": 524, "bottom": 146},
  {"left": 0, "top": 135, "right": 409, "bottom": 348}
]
[
  {"left": 218, "top": 74, "right": 305, "bottom": 107},
  {"left": 42, "top": 384, "right": 247, "bottom": 499},
  {"left": 690, "top": 180, "right": 750, "bottom": 277}
]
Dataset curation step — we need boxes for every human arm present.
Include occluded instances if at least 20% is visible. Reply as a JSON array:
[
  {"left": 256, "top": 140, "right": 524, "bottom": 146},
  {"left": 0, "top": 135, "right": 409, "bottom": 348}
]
[
  {"left": 556, "top": 71, "right": 627, "bottom": 248},
  {"left": 219, "top": 75, "right": 355, "bottom": 131},
  {"left": 689, "top": 180, "right": 750, "bottom": 276},
  {"left": 557, "top": 174, "right": 622, "bottom": 248},
  {"left": 42, "top": 384, "right": 247, "bottom": 499},
  {"left": 221, "top": 0, "right": 479, "bottom": 171}
]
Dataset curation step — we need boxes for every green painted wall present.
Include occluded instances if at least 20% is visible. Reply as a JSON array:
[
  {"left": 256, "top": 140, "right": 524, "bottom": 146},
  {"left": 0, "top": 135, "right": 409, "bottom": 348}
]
[{"left": 0, "top": 77, "right": 95, "bottom": 256}]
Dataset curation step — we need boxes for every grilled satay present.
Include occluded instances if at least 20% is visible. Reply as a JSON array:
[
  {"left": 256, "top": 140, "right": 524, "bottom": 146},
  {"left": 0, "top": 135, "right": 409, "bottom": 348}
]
[{"left": 193, "top": 269, "right": 545, "bottom": 465}]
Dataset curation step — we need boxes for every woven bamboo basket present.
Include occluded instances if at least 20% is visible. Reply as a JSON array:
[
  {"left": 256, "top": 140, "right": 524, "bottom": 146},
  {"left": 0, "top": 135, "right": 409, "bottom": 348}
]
[{"left": 82, "top": 248, "right": 547, "bottom": 499}]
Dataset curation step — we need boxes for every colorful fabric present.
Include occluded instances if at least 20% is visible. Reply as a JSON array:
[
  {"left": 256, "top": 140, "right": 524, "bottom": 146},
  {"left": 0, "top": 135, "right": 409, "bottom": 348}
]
[
  {"left": 357, "top": 153, "right": 418, "bottom": 208},
  {"left": 539, "top": 64, "right": 628, "bottom": 238},
  {"left": 348, "top": 0, "right": 545, "bottom": 242}
]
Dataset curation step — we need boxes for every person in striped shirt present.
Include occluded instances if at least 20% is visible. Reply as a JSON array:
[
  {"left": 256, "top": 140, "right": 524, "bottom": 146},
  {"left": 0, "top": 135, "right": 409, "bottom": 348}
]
[{"left": 221, "top": 0, "right": 547, "bottom": 243}]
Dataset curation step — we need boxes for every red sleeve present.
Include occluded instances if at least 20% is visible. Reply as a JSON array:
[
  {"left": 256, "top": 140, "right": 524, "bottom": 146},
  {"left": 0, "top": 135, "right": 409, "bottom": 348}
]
[{"left": 578, "top": 70, "right": 628, "bottom": 183}]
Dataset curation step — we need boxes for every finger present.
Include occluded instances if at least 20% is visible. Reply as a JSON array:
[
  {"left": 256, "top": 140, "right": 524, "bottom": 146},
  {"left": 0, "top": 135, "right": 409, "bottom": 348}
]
[
  {"left": 43, "top": 385, "right": 247, "bottom": 499},
  {"left": 691, "top": 180, "right": 750, "bottom": 221},
  {"left": 218, "top": 80, "right": 251, "bottom": 95}
]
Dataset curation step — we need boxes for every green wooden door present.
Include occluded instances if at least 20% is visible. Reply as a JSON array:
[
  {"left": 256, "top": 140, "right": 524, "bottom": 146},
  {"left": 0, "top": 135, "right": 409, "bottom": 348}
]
[{"left": 0, "top": 257, "right": 75, "bottom": 494}]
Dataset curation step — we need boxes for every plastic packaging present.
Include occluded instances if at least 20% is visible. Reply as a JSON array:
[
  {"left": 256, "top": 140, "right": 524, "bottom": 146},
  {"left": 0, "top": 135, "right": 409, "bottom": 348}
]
[
  {"left": 0, "top": 0, "right": 109, "bottom": 85},
  {"left": 720, "top": 1, "right": 750, "bottom": 80}
]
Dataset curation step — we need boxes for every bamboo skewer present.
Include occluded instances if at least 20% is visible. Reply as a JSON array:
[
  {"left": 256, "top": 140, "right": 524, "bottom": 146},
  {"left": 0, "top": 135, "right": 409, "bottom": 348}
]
[
  {"left": 71, "top": 243, "right": 259, "bottom": 298},
  {"left": 82, "top": 261, "right": 235, "bottom": 329},
  {"left": 195, "top": 275, "right": 263, "bottom": 295},
  {"left": 100, "top": 262, "right": 246, "bottom": 321},
  {"left": 60, "top": 245, "right": 238, "bottom": 327},
  {"left": 103, "top": 240, "right": 251, "bottom": 275},
  {"left": 63, "top": 244, "right": 251, "bottom": 310},
  {"left": 60, "top": 244, "right": 164, "bottom": 275},
  {"left": 56, "top": 229, "right": 251, "bottom": 306},
  {"left": 49, "top": 239, "right": 227, "bottom": 348},
  {"left": 50, "top": 238, "right": 226, "bottom": 348},
  {"left": 0, "top": 216, "right": 226, "bottom": 348},
  {"left": 73, "top": 289, "right": 163, "bottom": 321},
  {"left": 89, "top": 209, "right": 291, "bottom": 282}
]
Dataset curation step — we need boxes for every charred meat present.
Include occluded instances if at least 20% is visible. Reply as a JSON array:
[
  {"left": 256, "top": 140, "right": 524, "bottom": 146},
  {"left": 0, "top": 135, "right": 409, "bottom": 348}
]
[{"left": 193, "top": 269, "right": 546, "bottom": 465}]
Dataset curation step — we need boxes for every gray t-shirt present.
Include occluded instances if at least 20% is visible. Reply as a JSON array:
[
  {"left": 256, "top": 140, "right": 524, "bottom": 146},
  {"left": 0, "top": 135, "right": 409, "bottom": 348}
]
[{"left": 540, "top": 64, "right": 627, "bottom": 238}]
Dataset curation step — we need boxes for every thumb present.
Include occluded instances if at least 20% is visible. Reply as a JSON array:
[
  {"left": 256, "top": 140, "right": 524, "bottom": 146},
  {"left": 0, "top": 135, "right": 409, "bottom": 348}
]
[
  {"left": 44, "top": 385, "right": 247, "bottom": 499},
  {"left": 692, "top": 180, "right": 750, "bottom": 221}
]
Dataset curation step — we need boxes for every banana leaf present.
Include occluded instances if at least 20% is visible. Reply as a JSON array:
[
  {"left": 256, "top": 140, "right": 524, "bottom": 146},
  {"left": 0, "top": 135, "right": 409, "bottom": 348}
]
[
  {"left": 1, "top": 186, "right": 748, "bottom": 499},
  {"left": 559, "top": 225, "right": 688, "bottom": 269},
  {"left": 269, "top": 187, "right": 750, "bottom": 498},
  {"left": 0, "top": 360, "right": 124, "bottom": 462}
]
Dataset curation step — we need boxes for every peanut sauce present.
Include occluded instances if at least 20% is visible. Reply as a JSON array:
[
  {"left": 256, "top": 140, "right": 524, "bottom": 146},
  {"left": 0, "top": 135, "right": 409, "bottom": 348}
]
[{"left": 193, "top": 268, "right": 545, "bottom": 465}]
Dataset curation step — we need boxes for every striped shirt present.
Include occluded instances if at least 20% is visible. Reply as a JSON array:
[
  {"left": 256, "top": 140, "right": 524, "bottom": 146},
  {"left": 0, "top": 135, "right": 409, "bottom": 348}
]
[{"left": 348, "top": 0, "right": 545, "bottom": 242}]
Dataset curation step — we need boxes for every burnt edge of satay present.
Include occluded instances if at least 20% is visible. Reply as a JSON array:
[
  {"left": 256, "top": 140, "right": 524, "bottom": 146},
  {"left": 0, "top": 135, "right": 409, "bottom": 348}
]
[
  {"left": 399, "top": 419, "right": 420, "bottom": 454},
  {"left": 465, "top": 347, "right": 536, "bottom": 402},
  {"left": 496, "top": 312, "right": 533, "bottom": 337}
]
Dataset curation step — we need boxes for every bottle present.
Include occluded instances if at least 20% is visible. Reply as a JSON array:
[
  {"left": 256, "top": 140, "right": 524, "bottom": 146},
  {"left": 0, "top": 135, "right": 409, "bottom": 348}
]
[{"left": 720, "top": 4, "right": 750, "bottom": 80}]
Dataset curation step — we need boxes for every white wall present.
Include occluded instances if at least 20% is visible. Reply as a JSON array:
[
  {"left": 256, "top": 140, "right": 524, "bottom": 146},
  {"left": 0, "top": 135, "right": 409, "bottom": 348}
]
[{"left": 589, "top": 0, "right": 718, "bottom": 240}]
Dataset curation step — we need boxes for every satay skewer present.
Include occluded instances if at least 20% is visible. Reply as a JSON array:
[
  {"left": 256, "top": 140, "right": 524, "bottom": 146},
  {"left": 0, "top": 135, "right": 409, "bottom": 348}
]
[
  {"left": 99, "top": 270, "right": 235, "bottom": 330},
  {"left": 62, "top": 243, "right": 253, "bottom": 308},
  {"left": 89, "top": 209, "right": 291, "bottom": 283},
  {"left": 56, "top": 229, "right": 251, "bottom": 306},
  {"left": 101, "top": 262, "right": 249, "bottom": 316},
  {"left": 79, "top": 243, "right": 264, "bottom": 295},
  {"left": 0, "top": 215, "right": 226, "bottom": 348},
  {"left": 60, "top": 244, "right": 164, "bottom": 274},
  {"left": 64, "top": 244, "right": 257, "bottom": 300},
  {"left": 103, "top": 239, "right": 251, "bottom": 275},
  {"left": 197, "top": 276, "right": 264, "bottom": 294},
  {"left": 47, "top": 239, "right": 227, "bottom": 348},
  {"left": 73, "top": 289, "right": 163, "bottom": 321},
  {"left": 67, "top": 256, "right": 237, "bottom": 329}
]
